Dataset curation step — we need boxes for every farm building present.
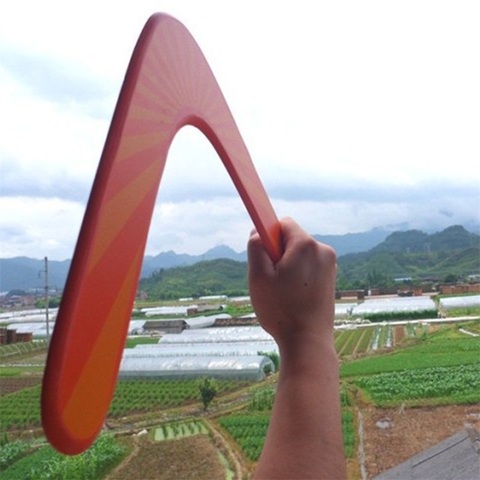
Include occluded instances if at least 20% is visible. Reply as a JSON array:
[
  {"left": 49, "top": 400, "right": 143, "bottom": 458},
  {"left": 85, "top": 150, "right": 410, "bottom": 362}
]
[{"left": 142, "top": 319, "right": 188, "bottom": 334}]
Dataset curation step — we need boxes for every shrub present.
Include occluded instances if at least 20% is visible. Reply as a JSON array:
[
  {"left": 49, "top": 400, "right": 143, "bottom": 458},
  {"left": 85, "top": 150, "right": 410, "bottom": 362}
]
[{"left": 197, "top": 377, "right": 218, "bottom": 411}]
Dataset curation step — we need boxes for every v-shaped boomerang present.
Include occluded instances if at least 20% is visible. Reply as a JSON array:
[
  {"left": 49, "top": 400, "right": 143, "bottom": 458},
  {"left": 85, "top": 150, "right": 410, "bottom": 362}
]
[{"left": 41, "top": 13, "right": 281, "bottom": 455}]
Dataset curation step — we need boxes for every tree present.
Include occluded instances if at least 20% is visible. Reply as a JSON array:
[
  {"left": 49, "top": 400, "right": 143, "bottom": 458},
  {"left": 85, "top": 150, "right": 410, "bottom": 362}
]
[
  {"left": 258, "top": 351, "right": 280, "bottom": 372},
  {"left": 444, "top": 273, "right": 459, "bottom": 284},
  {"left": 197, "top": 377, "right": 217, "bottom": 411}
]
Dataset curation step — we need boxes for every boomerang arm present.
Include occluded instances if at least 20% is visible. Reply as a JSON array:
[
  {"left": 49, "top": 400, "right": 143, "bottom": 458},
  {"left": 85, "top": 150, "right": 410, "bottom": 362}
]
[{"left": 41, "top": 13, "right": 281, "bottom": 455}]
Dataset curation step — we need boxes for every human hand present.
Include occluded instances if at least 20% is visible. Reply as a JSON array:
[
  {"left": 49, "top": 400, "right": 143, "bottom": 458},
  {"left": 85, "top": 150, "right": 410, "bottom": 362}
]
[
  {"left": 249, "top": 218, "right": 346, "bottom": 480},
  {"left": 247, "top": 217, "right": 337, "bottom": 349}
]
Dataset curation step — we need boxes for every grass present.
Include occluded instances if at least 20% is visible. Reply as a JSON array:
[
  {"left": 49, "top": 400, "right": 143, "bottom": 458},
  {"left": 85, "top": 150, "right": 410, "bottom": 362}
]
[
  {"left": 0, "top": 366, "right": 44, "bottom": 377},
  {"left": 124, "top": 337, "right": 159, "bottom": 349}
]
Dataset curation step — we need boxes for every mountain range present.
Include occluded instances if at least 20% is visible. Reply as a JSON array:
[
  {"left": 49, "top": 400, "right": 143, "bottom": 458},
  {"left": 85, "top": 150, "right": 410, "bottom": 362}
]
[
  {"left": 1, "top": 225, "right": 478, "bottom": 293},
  {"left": 336, "top": 225, "right": 480, "bottom": 289}
]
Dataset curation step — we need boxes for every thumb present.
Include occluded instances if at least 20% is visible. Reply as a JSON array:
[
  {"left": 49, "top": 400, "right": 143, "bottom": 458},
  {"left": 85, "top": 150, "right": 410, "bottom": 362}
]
[{"left": 247, "top": 230, "right": 275, "bottom": 280}]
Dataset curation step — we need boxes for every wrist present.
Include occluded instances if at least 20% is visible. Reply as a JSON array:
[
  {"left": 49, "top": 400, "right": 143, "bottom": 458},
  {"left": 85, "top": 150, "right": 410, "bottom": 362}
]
[{"left": 277, "top": 331, "right": 339, "bottom": 376}]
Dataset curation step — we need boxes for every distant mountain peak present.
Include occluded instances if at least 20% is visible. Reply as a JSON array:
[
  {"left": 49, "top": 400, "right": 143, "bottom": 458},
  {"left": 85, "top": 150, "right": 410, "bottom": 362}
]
[
  {"left": 2, "top": 224, "right": 478, "bottom": 292},
  {"left": 203, "top": 245, "right": 241, "bottom": 258}
]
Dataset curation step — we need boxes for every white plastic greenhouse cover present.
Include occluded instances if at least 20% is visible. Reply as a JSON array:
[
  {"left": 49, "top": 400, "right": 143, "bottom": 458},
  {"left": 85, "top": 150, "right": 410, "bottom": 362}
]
[
  {"left": 124, "top": 341, "right": 278, "bottom": 358},
  {"left": 118, "top": 355, "right": 275, "bottom": 381},
  {"left": 184, "top": 314, "right": 231, "bottom": 329},
  {"left": 128, "top": 320, "right": 147, "bottom": 333},
  {"left": 6, "top": 318, "right": 146, "bottom": 338},
  {"left": 335, "top": 303, "right": 357, "bottom": 318},
  {"left": 7, "top": 322, "right": 54, "bottom": 337},
  {"left": 439, "top": 295, "right": 480, "bottom": 310},
  {"left": 352, "top": 296, "right": 436, "bottom": 315},
  {"left": 0, "top": 308, "right": 59, "bottom": 322},
  {"left": 141, "top": 305, "right": 195, "bottom": 316},
  {"left": 159, "top": 326, "right": 273, "bottom": 344}
]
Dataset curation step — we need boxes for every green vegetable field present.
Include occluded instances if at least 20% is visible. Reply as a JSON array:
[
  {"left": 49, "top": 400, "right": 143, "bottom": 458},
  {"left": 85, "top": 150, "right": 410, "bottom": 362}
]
[
  {"left": 0, "top": 319, "right": 478, "bottom": 478},
  {"left": 0, "top": 435, "right": 126, "bottom": 480}
]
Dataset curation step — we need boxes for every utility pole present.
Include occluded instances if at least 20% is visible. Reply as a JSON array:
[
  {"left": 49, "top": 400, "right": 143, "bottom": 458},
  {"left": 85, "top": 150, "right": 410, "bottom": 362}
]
[{"left": 44, "top": 256, "right": 50, "bottom": 340}]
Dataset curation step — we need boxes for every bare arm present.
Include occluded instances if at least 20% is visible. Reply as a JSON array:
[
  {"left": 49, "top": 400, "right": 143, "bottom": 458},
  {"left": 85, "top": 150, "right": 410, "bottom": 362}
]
[{"left": 248, "top": 218, "right": 346, "bottom": 480}]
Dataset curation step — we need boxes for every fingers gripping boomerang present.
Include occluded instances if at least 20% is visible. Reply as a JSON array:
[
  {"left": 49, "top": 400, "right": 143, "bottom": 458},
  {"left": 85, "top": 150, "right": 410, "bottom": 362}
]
[{"left": 41, "top": 13, "right": 281, "bottom": 455}]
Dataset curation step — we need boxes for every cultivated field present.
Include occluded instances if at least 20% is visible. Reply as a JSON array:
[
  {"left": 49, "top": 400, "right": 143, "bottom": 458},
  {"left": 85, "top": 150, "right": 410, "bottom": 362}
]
[{"left": 1, "top": 314, "right": 479, "bottom": 479}]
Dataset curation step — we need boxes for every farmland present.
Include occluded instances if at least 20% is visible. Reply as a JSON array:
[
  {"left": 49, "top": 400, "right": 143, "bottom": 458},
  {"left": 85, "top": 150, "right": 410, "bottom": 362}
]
[
  {"left": 0, "top": 434, "right": 127, "bottom": 480},
  {"left": 0, "top": 314, "right": 479, "bottom": 479}
]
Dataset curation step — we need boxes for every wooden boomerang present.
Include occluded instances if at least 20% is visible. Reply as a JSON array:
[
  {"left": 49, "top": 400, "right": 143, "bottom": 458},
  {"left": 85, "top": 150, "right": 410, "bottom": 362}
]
[{"left": 41, "top": 13, "right": 281, "bottom": 455}]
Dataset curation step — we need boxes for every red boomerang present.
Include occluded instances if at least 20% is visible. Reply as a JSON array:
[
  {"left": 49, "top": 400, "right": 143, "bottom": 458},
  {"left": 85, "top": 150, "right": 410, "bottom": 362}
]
[{"left": 41, "top": 13, "right": 281, "bottom": 454}]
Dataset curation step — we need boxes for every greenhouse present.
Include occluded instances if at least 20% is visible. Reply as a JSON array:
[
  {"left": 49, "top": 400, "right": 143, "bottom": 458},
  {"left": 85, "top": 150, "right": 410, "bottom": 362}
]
[
  {"left": 127, "top": 320, "right": 147, "bottom": 334},
  {"left": 6, "top": 322, "right": 54, "bottom": 337},
  {"left": 184, "top": 314, "right": 231, "bottom": 329},
  {"left": 124, "top": 340, "right": 278, "bottom": 358},
  {"left": 439, "top": 295, "right": 480, "bottom": 310},
  {"left": 335, "top": 303, "right": 357, "bottom": 319},
  {"left": 351, "top": 296, "right": 436, "bottom": 316},
  {"left": 118, "top": 355, "right": 275, "bottom": 381},
  {"left": 140, "top": 305, "right": 193, "bottom": 316},
  {"left": 0, "top": 308, "right": 59, "bottom": 323},
  {"left": 159, "top": 326, "right": 273, "bottom": 344}
]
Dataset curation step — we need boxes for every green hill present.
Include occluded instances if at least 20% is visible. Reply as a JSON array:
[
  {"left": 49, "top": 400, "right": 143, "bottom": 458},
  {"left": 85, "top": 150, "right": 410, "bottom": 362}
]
[
  {"left": 139, "top": 258, "right": 248, "bottom": 300},
  {"left": 138, "top": 226, "right": 480, "bottom": 299},
  {"left": 371, "top": 225, "right": 479, "bottom": 254},
  {"left": 337, "top": 226, "right": 480, "bottom": 289}
]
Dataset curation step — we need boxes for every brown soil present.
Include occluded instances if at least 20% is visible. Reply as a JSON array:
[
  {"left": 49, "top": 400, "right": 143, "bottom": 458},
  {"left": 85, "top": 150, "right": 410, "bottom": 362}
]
[
  {"left": 0, "top": 376, "right": 41, "bottom": 395},
  {"left": 107, "top": 434, "right": 226, "bottom": 480},
  {"left": 393, "top": 326, "right": 405, "bottom": 344},
  {"left": 360, "top": 404, "right": 480, "bottom": 479}
]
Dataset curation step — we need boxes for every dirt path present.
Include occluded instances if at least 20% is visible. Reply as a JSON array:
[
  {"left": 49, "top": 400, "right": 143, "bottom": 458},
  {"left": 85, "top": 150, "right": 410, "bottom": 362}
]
[
  {"left": 105, "top": 434, "right": 142, "bottom": 480},
  {"left": 204, "top": 417, "right": 250, "bottom": 479},
  {"left": 106, "top": 434, "right": 225, "bottom": 480}
]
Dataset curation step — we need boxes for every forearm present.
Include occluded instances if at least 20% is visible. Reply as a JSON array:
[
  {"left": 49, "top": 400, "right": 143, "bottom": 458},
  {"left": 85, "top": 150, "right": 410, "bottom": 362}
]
[
  {"left": 253, "top": 335, "right": 346, "bottom": 480},
  {"left": 248, "top": 218, "right": 345, "bottom": 479}
]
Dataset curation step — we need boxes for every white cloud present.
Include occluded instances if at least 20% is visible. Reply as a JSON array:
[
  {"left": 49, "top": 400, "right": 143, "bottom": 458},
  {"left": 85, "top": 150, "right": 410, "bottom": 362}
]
[
  {"left": 0, "top": 0, "right": 479, "bottom": 260},
  {"left": 147, "top": 198, "right": 253, "bottom": 255},
  {"left": 0, "top": 197, "right": 84, "bottom": 260}
]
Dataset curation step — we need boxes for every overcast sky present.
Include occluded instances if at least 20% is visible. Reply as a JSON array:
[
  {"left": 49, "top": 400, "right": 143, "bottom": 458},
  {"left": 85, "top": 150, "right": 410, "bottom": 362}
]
[{"left": 1, "top": 0, "right": 479, "bottom": 260}]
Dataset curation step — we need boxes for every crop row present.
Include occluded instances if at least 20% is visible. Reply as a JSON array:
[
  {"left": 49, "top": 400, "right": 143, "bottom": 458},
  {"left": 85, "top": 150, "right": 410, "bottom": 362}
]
[
  {"left": 1, "top": 434, "right": 127, "bottom": 480},
  {"left": 354, "top": 363, "right": 480, "bottom": 406},
  {"left": 336, "top": 328, "right": 365, "bottom": 356},
  {"left": 0, "top": 379, "right": 249, "bottom": 432},
  {"left": 153, "top": 420, "right": 208, "bottom": 441},
  {"left": 0, "top": 386, "right": 41, "bottom": 431},
  {"left": 217, "top": 414, "right": 270, "bottom": 461},
  {"left": 340, "top": 336, "right": 479, "bottom": 378},
  {"left": 218, "top": 410, "right": 356, "bottom": 461},
  {"left": 109, "top": 379, "right": 248, "bottom": 416},
  {"left": 334, "top": 325, "right": 398, "bottom": 357},
  {"left": 0, "top": 340, "right": 48, "bottom": 360},
  {"left": 341, "top": 410, "right": 355, "bottom": 458}
]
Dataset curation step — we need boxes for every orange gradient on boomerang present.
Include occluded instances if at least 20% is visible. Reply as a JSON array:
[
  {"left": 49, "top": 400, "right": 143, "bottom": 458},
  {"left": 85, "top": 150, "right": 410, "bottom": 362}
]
[{"left": 41, "top": 13, "right": 281, "bottom": 454}]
